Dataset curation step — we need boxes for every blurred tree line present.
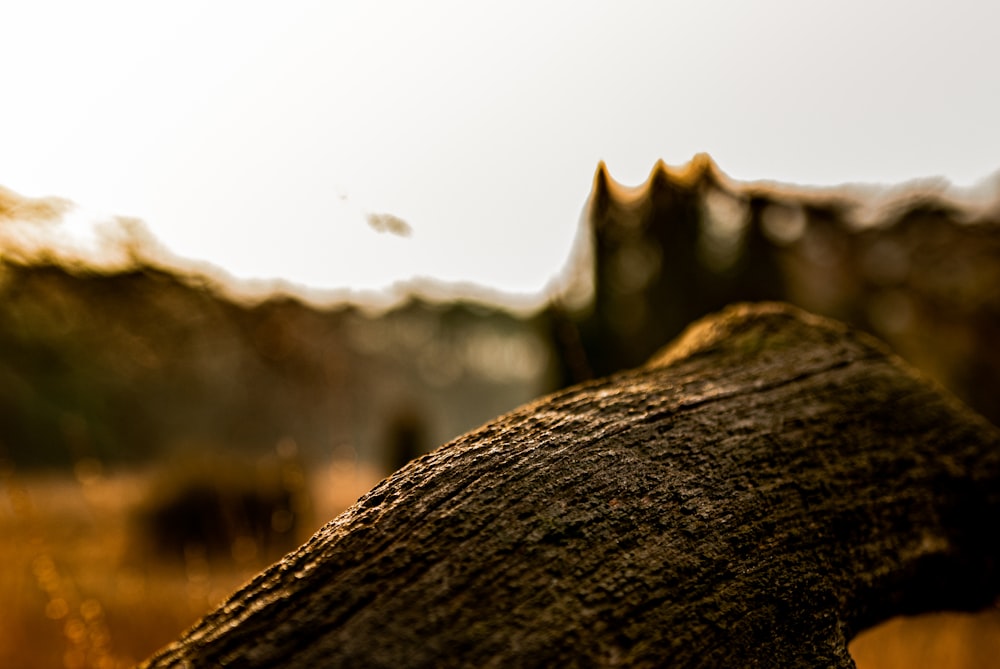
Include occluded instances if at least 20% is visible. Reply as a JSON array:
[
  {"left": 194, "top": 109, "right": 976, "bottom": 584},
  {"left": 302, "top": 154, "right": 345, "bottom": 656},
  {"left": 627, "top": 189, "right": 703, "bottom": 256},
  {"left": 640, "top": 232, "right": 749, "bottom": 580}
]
[
  {"left": 0, "top": 262, "right": 553, "bottom": 470},
  {"left": 1, "top": 155, "right": 998, "bottom": 473}
]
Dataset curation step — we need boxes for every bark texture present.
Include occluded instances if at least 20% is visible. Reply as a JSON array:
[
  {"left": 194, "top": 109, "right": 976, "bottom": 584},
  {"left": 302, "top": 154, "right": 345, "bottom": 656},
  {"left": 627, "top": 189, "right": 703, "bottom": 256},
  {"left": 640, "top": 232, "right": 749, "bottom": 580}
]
[{"left": 142, "top": 302, "right": 1000, "bottom": 668}]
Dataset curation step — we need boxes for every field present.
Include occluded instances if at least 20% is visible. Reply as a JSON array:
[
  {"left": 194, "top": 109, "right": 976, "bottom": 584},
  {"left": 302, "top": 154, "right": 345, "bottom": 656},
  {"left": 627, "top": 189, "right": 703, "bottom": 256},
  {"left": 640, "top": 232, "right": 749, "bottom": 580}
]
[
  {"left": 0, "top": 459, "right": 382, "bottom": 668},
  {"left": 852, "top": 610, "right": 1000, "bottom": 668},
  {"left": 2, "top": 458, "right": 1000, "bottom": 668}
]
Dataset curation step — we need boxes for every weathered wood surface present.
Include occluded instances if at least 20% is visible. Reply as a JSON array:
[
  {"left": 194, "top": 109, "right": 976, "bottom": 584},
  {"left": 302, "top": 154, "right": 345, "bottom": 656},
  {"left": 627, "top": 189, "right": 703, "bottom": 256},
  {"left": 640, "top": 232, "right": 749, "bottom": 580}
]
[{"left": 142, "top": 303, "right": 1000, "bottom": 668}]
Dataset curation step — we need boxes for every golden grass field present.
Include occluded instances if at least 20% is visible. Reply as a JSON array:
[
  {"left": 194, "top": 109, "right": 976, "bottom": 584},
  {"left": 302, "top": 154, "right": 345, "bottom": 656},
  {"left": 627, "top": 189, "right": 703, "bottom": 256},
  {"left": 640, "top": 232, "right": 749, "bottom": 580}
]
[
  {"left": 0, "top": 460, "right": 382, "bottom": 669},
  {"left": 2, "top": 460, "right": 999, "bottom": 668}
]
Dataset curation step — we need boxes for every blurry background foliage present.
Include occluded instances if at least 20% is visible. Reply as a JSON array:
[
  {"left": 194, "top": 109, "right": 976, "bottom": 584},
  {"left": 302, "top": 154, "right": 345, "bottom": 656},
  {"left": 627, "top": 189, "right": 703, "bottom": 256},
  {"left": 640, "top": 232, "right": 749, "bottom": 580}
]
[{"left": 2, "top": 156, "right": 1000, "bottom": 667}]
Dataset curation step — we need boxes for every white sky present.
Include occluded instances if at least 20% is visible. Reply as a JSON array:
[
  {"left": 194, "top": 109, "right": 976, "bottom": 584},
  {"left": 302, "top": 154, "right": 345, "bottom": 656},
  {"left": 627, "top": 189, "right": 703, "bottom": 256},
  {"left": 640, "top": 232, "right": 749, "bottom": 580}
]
[{"left": 2, "top": 0, "right": 999, "bottom": 304}]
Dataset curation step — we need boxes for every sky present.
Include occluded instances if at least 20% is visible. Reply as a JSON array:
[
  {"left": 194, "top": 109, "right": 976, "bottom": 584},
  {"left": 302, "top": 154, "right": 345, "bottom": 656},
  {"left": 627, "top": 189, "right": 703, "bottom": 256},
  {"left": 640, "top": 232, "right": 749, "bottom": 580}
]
[{"left": 2, "top": 0, "right": 999, "bottom": 307}]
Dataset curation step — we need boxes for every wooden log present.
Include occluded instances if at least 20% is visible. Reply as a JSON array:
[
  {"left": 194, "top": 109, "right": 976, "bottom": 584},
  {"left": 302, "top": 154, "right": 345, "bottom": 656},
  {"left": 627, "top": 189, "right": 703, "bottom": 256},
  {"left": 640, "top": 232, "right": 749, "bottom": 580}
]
[{"left": 142, "top": 302, "right": 1000, "bottom": 668}]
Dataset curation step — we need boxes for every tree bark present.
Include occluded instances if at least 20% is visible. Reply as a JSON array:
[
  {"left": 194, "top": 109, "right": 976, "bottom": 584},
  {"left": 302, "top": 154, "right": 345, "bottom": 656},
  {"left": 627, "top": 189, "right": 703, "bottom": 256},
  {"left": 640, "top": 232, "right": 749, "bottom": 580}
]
[{"left": 142, "top": 302, "right": 1000, "bottom": 668}]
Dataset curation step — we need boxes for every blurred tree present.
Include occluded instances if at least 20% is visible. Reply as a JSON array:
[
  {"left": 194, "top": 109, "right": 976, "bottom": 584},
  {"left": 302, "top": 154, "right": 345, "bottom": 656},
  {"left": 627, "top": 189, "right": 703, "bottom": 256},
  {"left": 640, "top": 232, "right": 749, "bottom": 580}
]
[{"left": 553, "top": 156, "right": 1000, "bottom": 425}]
